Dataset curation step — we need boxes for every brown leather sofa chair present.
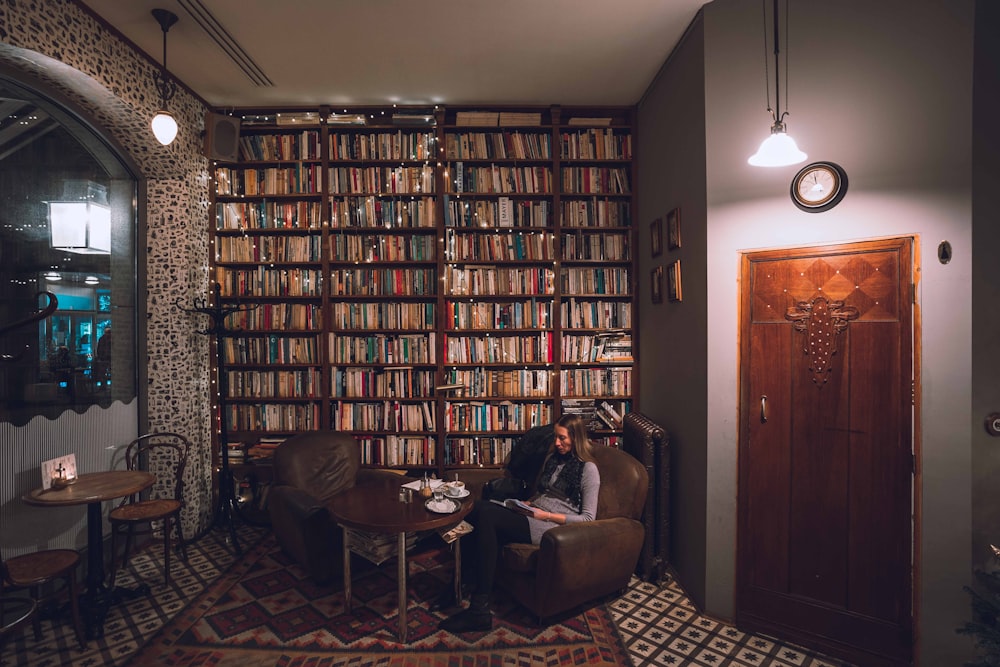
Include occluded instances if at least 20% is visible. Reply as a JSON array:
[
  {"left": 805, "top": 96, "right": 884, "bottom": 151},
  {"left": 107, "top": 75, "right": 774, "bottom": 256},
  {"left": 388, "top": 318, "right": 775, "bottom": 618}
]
[
  {"left": 267, "top": 431, "right": 405, "bottom": 583},
  {"left": 459, "top": 441, "right": 648, "bottom": 622}
]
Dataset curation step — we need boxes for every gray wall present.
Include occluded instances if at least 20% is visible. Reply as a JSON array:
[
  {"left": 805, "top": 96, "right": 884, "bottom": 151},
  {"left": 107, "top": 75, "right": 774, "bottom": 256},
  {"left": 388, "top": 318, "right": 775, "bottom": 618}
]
[{"left": 639, "top": 0, "right": 979, "bottom": 663}]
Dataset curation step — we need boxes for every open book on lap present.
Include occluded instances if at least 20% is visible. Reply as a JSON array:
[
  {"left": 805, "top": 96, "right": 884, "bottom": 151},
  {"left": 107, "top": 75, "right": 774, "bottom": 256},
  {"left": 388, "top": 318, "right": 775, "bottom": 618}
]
[{"left": 490, "top": 498, "right": 535, "bottom": 516}]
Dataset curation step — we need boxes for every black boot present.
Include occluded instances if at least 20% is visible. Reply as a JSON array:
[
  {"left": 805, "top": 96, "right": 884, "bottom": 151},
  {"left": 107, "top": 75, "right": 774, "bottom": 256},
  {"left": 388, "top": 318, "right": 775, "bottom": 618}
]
[{"left": 438, "top": 593, "right": 492, "bottom": 633}]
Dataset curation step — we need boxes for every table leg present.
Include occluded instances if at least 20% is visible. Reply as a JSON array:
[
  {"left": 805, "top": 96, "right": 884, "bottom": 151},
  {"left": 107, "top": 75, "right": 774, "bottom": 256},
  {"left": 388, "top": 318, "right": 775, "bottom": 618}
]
[
  {"left": 342, "top": 528, "right": 352, "bottom": 612},
  {"left": 80, "top": 501, "right": 108, "bottom": 639},
  {"left": 397, "top": 531, "right": 407, "bottom": 643},
  {"left": 453, "top": 535, "right": 462, "bottom": 603}
]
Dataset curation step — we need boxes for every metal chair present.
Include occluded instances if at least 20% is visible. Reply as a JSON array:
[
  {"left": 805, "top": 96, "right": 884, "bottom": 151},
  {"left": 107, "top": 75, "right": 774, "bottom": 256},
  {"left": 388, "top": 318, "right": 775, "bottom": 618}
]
[
  {"left": 108, "top": 432, "right": 190, "bottom": 588},
  {"left": 1, "top": 550, "right": 85, "bottom": 649}
]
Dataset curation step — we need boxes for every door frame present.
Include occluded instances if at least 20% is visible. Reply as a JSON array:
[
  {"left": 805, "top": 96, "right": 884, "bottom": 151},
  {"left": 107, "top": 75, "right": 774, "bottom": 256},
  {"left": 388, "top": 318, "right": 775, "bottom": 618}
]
[{"left": 734, "top": 236, "right": 922, "bottom": 664}]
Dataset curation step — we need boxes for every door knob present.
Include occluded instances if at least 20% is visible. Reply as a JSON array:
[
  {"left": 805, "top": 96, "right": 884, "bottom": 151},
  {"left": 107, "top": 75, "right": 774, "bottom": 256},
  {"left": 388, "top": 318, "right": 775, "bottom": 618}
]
[{"left": 760, "top": 395, "right": 768, "bottom": 424}]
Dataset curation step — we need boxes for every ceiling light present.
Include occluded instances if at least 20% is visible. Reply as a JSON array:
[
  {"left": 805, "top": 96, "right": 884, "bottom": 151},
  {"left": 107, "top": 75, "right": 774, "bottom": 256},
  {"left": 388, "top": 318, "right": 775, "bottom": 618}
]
[
  {"left": 748, "top": 0, "right": 806, "bottom": 167},
  {"left": 151, "top": 8, "right": 179, "bottom": 146},
  {"left": 85, "top": 276, "right": 100, "bottom": 285}
]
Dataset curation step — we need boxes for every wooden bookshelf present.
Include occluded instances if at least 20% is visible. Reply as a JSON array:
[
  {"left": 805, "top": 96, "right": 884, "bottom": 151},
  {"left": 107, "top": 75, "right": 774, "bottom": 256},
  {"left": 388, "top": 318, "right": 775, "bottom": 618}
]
[{"left": 208, "top": 105, "right": 637, "bottom": 476}]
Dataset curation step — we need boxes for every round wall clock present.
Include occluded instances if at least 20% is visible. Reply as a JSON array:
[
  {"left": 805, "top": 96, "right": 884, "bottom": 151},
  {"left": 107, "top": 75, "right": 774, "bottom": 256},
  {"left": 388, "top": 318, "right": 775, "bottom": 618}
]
[{"left": 790, "top": 161, "right": 848, "bottom": 212}]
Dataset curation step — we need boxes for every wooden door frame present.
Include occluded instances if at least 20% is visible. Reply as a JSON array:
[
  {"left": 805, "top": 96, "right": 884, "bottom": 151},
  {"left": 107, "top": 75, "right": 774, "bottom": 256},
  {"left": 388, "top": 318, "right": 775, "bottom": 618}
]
[{"left": 734, "top": 236, "right": 922, "bottom": 664}]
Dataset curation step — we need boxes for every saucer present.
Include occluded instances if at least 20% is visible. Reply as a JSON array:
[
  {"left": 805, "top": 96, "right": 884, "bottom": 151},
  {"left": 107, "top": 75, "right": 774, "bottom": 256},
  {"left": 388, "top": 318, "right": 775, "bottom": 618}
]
[
  {"left": 425, "top": 497, "right": 460, "bottom": 514},
  {"left": 445, "top": 488, "right": 470, "bottom": 499}
]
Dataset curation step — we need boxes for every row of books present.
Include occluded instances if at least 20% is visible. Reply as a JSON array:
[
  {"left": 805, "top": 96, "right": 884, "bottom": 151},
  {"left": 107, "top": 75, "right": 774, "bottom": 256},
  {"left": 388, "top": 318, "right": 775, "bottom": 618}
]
[
  {"left": 559, "top": 129, "right": 633, "bottom": 161},
  {"left": 560, "top": 368, "right": 632, "bottom": 397},
  {"left": 217, "top": 235, "right": 322, "bottom": 263},
  {"left": 560, "top": 267, "right": 631, "bottom": 296},
  {"left": 561, "top": 333, "right": 632, "bottom": 363},
  {"left": 330, "top": 196, "right": 437, "bottom": 229},
  {"left": 330, "top": 267, "right": 436, "bottom": 296},
  {"left": 217, "top": 267, "right": 322, "bottom": 297},
  {"left": 561, "top": 299, "right": 632, "bottom": 329},
  {"left": 222, "top": 336, "right": 319, "bottom": 365},
  {"left": 561, "top": 231, "right": 630, "bottom": 262},
  {"left": 226, "top": 303, "right": 321, "bottom": 331},
  {"left": 331, "top": 301, "right": 435, "bottom": 330},
  {"left": 560, "top": 167, "right": 631, "bottom": 195},
  {"left": 561, "top": 199, "right": 632, "bottom": 228},
  {"left": 444, "top": 436, "right": 515, "bottom": 466},
  {"left": 331, "top": 367, "right": 436, "bottom": 398},
  {"left": 445, "top": 197, "right": 551, "bottom": 228},
  {"left": 443, "top": 332, "right": 553, "bottom": 365},
  {"left": 227, "top": 369, "right": 321, "bottom": 398},
  {"left": 329, "top": 131, "right": 436, "bottom": 161},
  {"left": 239, "top": 131, "right": 321, "bottom": 161},
  {"left": 441, "top": 368, "right": 551, "bottom": 398},
  {"left": 226, "top": 403, "right": 320, "bottom": 431},
  {"left": 445, "top": 266, "right": 555, "bottom": 296},
  {"left": 455, "top": 111, "right": 543, "bottom": 127},
  {"left": 331, "top": 400, "right": 436, "bottom": 432},
  {"left": 445, "top": 401, "right": 552, "bottom": 432},
  {"left": 328, "top": 332, "right": 436, "bottom": 364},
  {"left": 444, "top": 230, "right": 554, "bottom": 262},
  {"left": 215, "top": 166, "right": 323, "bottom": 196},
  {"left": 329, "top": 166, "right": 435, "bottom": 195},
  {"left": 330, "top": 233, "right": 437, "bottom": 262},
  {"left": 445, "top": 131, "right": 552, "bottom": 160},
  {"left": 445, "top": 298, "right": 551, "bottom": 330},
  {"left": 452, "top": 163, "right": 552, "bottom": 195},
  {"left": 217, "top": 201, "right": 323, "bottom": 230},
  {"left": 357, "top": 436, "right": 437, "bottom": 467}
]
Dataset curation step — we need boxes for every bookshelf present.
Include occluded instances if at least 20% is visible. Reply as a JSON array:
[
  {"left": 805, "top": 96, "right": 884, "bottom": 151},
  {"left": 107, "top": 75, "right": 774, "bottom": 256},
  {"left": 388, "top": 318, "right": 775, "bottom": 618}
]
[{"left": 209, "top": 105, "right": 636, "bottom": 480}]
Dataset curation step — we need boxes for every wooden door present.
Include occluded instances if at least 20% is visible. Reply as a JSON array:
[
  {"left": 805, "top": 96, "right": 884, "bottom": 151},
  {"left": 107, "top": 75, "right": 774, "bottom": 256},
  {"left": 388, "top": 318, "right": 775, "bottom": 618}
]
[{"left": 736, "top": 238, "right": 914, "bottom": 666}]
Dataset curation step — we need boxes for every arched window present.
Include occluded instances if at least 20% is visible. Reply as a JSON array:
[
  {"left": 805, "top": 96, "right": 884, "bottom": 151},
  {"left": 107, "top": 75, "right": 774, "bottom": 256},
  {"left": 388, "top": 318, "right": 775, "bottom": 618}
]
[{"left": 0, "top": 76, "right": 137, "bottom": 425}]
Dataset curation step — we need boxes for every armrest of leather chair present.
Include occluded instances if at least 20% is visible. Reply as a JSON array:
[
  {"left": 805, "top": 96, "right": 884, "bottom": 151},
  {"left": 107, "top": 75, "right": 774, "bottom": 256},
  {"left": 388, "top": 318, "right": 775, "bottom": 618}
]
[{"left": 267, "top": 484, "right": 337, "bottom": 583}]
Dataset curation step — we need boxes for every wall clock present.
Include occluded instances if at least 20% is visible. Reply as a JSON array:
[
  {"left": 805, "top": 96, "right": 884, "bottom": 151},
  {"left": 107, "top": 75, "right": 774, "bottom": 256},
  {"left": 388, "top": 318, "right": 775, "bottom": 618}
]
[{"left": 790, "top": 161, "right": 848, "bottom": 212}]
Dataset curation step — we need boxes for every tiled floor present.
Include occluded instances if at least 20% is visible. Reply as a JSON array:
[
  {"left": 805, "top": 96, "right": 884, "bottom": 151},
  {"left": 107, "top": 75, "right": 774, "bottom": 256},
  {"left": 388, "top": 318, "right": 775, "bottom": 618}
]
[{"left": 1, "top": 525, "right": 852, "bottom": 667}]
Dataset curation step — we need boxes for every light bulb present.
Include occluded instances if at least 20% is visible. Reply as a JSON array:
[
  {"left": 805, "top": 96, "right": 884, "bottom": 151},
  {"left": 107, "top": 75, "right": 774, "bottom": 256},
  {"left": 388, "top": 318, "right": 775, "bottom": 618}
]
[{"left": 151, "top": 110, "right": 178, "bottom": 145}]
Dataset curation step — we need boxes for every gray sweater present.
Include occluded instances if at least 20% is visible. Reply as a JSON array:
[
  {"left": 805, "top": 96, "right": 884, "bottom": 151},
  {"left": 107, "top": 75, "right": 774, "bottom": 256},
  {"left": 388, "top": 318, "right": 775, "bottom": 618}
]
[{"left": 525, "top": 460, "right": 600, "bottom": 544}]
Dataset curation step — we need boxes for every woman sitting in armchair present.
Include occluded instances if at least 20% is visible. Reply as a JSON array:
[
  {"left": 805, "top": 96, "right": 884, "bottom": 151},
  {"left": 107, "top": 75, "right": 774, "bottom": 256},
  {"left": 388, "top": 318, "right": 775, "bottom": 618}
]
[{"left": 439, "top": 413, "right": 600, "bottom": 633}]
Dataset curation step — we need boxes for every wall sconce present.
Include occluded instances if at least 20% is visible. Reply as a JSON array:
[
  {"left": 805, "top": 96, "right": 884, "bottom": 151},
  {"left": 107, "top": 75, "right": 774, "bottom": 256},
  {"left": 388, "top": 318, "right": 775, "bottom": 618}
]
[
  {"left": 151, "top": 8, "right": 179, "bottom": 146},
  {"left": 48, "top": 182, "right": 111, "bottom": 255},
  {"left": 747, "top": 0, "right": 806, "bottom": 167}
]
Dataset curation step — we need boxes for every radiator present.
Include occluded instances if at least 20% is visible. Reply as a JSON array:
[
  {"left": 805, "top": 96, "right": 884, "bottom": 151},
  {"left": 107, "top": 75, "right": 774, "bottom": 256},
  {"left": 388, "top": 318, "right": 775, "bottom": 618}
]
[{"left": 623, "top": 411, "right": 669, "bottom": 583}]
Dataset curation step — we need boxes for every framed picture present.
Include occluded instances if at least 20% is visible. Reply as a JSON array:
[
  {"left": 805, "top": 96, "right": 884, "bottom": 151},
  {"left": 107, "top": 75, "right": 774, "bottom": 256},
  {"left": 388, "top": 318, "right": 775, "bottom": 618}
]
[
  {"left": 651, "top": 265, "right": 663, "bottom": 304},
  {"left": 667, "top": 207, "right": 681, "bottom": 250},
  {"left": 650, "top": 217, "right": 663, "bottom": 257},
  {"left": 667, "top": 260, "right": 682, "bottom": 302}
]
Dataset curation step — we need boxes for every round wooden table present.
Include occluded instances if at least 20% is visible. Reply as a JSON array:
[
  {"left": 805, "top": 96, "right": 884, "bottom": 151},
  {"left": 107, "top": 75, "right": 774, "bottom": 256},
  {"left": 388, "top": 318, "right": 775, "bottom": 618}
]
[
  {"left": 23, "top": 470, "right": 155, "bottom": 639},
  {"left": 329, "top": 477, "right": 472, "bottom": 643}
]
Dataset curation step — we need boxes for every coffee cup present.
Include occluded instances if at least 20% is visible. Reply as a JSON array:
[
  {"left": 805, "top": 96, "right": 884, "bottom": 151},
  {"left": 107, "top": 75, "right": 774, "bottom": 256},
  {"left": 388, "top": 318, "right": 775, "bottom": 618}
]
[{"left": 445, "top": 481, "right": 466, "bottom": 497}]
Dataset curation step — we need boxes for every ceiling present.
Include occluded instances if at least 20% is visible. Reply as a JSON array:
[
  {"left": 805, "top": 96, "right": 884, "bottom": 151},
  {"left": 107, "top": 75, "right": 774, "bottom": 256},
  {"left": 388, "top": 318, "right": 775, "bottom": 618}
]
[{"left": 76, "top": 0, "right": 706, "bottom": 110}]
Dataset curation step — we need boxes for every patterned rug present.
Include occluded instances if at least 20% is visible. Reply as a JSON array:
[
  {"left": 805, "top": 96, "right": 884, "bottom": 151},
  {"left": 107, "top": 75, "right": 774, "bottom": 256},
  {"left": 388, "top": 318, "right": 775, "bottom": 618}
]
[{"left": 128, "top": 533, "right": 631, "bottom": 666}]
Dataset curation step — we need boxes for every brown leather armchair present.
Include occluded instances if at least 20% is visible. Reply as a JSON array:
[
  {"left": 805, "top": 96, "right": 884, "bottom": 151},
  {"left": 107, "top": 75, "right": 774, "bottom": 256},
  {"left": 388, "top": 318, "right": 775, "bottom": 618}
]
[
  {"left": 266, "top": 431, "right": 404, "bottom": 583},
  {"left": 459, "top": 443, "right": 648, "bottom": 621}
]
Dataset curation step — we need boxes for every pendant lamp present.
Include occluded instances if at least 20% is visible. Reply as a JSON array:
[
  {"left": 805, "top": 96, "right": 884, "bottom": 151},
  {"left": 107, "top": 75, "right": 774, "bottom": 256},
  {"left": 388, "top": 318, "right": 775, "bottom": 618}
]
[
  {"left": 748, "top": 0, "right": 806, "bottom": 167},
  {"left": 151, "top": 8, "right": 179, "bottom": 146}
]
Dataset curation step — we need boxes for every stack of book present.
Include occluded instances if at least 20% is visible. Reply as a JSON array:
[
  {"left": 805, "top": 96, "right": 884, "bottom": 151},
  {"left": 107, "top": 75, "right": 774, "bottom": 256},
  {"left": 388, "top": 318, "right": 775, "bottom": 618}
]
[
  {"left": 498, "top": 111, "right": 542, "bottom": 126},
  {"left": 456, "top": 111, "right": 499, "bottom": 126},
  {"left": 248, "top": 437, "right": 283, "bottom": 461},
  {"left": 562, "top": 398, "right": 599, "bottom": 432},
  {"left": 595, "top": 400, "right": 624, "bottom": 430},
  {"left": 596, "top": 333, "right": 633, "bottom": 362},
  {"left": 276, "top": 112, "right": 320, "bottom": 126},
  {"left": 226, "top": 442, "right": 246, "bottom": 464},
  {"left": 345, "top": 529, "right": 418, "bottom": 565},
  {"left": 567, "top": 117, "right": 613, "bottom": 126}
]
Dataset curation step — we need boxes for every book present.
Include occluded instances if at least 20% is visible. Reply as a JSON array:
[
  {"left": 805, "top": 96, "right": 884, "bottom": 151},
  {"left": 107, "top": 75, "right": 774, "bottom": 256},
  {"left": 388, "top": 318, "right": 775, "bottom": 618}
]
[
  {"left": 567, "top": 117, "right": 612, "bottom": 126},
  {"left": 438, "top": 519, "right": 474, "bottom": 544},
  {"left": 490, "top": 498, "right": 535, "bottom": 516}
]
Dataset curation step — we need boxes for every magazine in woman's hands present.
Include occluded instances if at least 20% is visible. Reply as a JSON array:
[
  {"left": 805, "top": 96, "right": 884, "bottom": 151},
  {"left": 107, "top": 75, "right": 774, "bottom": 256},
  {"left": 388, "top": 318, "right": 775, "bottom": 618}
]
[{"left": 490, "top": 498, "right": 535, "bottom": 516}]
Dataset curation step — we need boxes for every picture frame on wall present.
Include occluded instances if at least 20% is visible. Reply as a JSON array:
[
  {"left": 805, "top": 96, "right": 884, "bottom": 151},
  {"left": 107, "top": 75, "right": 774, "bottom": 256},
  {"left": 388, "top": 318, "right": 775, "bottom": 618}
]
[
  {"left": 667, "top": 208, "right": 681, "bottom": 250},
  {"left": 650, "top": 217, "right": 663, "bottom": 257},
  {"left": 667, "top": 260, "right": 682, "bottom": 302},
  {"left": 651, "top": 265, "right": 663, "bottom": 304}
]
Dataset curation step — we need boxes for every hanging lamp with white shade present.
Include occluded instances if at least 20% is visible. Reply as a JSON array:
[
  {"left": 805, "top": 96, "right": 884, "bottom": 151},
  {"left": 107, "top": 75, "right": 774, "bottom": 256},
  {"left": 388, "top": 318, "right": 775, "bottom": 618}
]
[
  {"left": 151, "top": 8, "right": 179, "bottom": 146},
  {"left": 748, "top": 0, "right": 806, "bottom": 167}
]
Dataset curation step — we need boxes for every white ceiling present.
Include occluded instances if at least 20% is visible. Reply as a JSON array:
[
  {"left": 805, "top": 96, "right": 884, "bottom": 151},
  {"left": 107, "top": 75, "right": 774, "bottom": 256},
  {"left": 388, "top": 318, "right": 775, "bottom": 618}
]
[{"left": 77, "top": 0, "right": 706, "bottom": 109}]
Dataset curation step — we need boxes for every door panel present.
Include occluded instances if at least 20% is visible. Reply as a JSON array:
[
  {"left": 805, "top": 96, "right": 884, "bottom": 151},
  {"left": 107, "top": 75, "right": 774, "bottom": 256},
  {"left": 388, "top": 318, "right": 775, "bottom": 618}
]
[{"left": 737, "top": 239, "right": 913, "bottom": 665}]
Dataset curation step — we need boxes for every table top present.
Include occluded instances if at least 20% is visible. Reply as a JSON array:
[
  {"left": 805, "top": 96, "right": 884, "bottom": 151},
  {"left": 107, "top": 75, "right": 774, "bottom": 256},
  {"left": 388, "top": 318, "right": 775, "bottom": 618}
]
[
  {"left": 329, "top": 476, "right": 472, "bottom": 533},
  {"left": 22, "top": 470, "right": 155, "bottom": 507}
]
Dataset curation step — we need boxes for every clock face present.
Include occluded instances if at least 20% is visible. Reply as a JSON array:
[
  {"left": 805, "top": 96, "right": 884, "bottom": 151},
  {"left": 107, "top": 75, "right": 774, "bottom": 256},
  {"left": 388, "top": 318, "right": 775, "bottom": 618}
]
[{"left": 790, "top": 162, "right": 848, "bottom": 212}]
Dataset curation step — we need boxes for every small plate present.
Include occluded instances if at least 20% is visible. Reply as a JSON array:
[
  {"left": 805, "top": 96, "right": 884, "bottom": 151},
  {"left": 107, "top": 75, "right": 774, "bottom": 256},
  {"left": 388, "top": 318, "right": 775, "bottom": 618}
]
[
  {"left": 425, "top": 497, "right": 460, "bottom": 514},
  {"left": 444, "top": 488, "right": 470, "bottom": 499}
]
